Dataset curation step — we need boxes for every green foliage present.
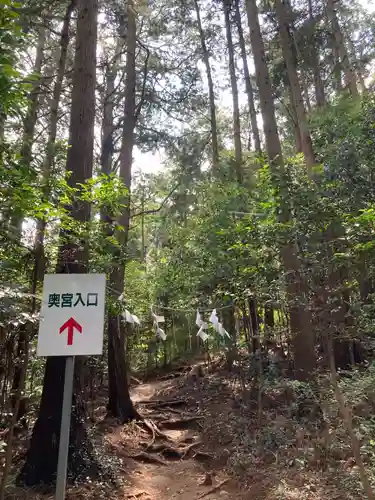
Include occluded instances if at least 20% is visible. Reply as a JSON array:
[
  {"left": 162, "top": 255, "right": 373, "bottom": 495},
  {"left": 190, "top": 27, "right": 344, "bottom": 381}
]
[
  {"left": 0, "top": 0, "right": 26, "bottom": 119},
  {"left": 2, "top": 0, "right": 375, "bottom": 492}
]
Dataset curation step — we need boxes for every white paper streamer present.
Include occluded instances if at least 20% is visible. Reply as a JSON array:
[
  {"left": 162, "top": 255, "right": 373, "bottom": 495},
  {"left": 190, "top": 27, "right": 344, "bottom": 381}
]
[
  {"left": 197, "top": 324, "right": 209, "bottom": 342},
  {"left": 122, "top": 309, "right": 141, "bottom": 325},
  {"left": 156, "top": 327, "right": 166, "bottom": 341},
  {"left": 213, "top": 321, "right": 222, "bottom": 334},
  {"left": 152, "top": 311, "right": 165, "bottom": 323},
  {"left": 197, "top": 328, "right": 209, "bottom": 342},
  {"left": 132, "top": 314, "right": 140, "bottom": 325},
  {"left": 209, "top": 309, "right": 219, "bottom": 326},
  {"left": 216, "top": 322, "right": 231, "bottom": 339},
  {"left": 124, "top": 309, "right": 134, "bottom": 323},
  {"left": 151, "top": 308, "right": 167, "bottom": 339},
  {"left": 196, "top": 310, "right": 203, "bottom": 328}
]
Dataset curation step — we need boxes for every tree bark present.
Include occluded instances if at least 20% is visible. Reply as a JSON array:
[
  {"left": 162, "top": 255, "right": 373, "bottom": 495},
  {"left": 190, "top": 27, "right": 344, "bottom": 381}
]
[
  {"left": 0, "top": 324, "right": 28, "bottom": 499},
  {"left": 313, "top": 59, "right": 326, "bottom": 106},
  {"left": 11, "top": 25, "right": 46, "bottom": 425},
  {"left": 17, "top": 0, "right": 99, "bottom": 485},
  {"left": 223, "top": 306, "right": 237, "bottom": 369},
  {"left": 332, "top": 43, "right": 342, "bottom": 92},
  {"left": 326, "top": 0, "right": 359, "bottom": 97},
  {"left": 107, "top": 2, "right": 139, "bottom": 423},
  {"left": 100, "top": 59, "right": 116, "bottom": 180},
  {"left": 302, "top": 74, "right": 312, "bottom": 113},
  {"left": 307, "top": 0, "right": 326, "bottom": 106},
  {"left": 275, "top": 0, "right": 315, "bottom": 172},
  {"left": 249, "top": 296, "right": 260, "bottom": 352},
  {"left": 223, "top": 0, "right": 243, "bottom": 183},
  {"left": 285, "top": 76, "right": 302, "bottom": 153},
  {"left": 193, "top": 0, "right": 219, "bottom": 172},
  {"left": 100, "top": 31, "right": 124, "bottom": 254},
  {"left": 346, "top": 34, "right": 366, "bottom": 93},
  {"left": 245, "top": 0, "right": 281, "bottom": 162},
  {"left": 20, "top": 28, "right": 45, "bottom": 168},
  {"left": 234, "top": 0, "right": 261, "bottom": 154},
  {"left": 33, "top": 0, "right": 75, "bottom": 289},
  {"left": 10, "top": 27, "right": 45, "bottom": 238},
  {"left": 245, "top": 0, "right": 316, "bottom": 380}
]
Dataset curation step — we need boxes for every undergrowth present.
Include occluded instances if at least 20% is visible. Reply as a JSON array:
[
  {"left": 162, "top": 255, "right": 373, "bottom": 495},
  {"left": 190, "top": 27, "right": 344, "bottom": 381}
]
[{"left": 226, "top": 363, "right": 375, "bottom": 499}]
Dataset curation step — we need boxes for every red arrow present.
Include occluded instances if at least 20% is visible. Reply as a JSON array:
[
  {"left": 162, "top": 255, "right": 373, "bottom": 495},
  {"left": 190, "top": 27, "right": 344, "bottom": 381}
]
[{"left": 59, "top": 317, "right": 82, "bottom": 346}]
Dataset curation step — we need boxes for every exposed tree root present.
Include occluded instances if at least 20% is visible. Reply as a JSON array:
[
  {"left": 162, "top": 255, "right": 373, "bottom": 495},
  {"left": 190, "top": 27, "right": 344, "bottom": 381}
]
[
  {"left": 143, "top": 442, "right": 182, "bottom": 459},
  {"left": 142, "top": 418, "right": 156, "bottom": 446},
  {"left": 133, "top": 422, "right": 149, "bottom": 436},
  {"left": 125, "top": 492, "right": 149, "bottom": 499},
  {"left": 140, "top": 417, "right": 173, "bottom": 442},
  {"left": 179, "top": 435, "right": 196, "bottom": 444},
  {"left": 146, "top": 410, "right": 194, "bottom": 420},
  {"left": 163, "top": 406, "right": 184, "bottom": 415},
  {"left": 159, "top": 372, "right": 182, "bottom": 380},
  {"left": 161, "top": 447, "right": 183, "bottom": 460},
  {"left": 137, "top": 399, "right": 186, "bottom": 408},
  {"left": 129, "top": 375, "right": 142, "bottom": 385},
  {"left": 181, "top": 440, "right": 202, "bottom": 457},
  {"left": 128, "top": 451, "right": 168, "bottom": 465},
  {"left": 159, "top": 416, "right": 204, "bottom": 429},
  {"left": 142, "top": 439, "right": 202, "bottom": 459},
  {"left": 144, "top": 443, "right": 170, "bottom": 453},
  {"left": 193, "top": 451, "right": 214, "bottom": 462},
  {"left": 143, "top": 412, "right": 166, "bottom": 420},
  {"left": 198, "top": 479, "right": 230, "bottom": 499}
]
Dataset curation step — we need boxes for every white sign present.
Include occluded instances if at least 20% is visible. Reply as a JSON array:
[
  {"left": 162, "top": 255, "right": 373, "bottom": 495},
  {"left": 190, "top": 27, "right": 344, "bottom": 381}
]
[{"left": 37, "top": 273, "right": 106, "bottom": 357}]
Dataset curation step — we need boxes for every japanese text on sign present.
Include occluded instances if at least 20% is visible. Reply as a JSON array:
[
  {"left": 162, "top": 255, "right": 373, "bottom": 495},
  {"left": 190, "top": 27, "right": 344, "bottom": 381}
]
[{"left": 48, "top": 293, "right": 98, "bottom": 308}]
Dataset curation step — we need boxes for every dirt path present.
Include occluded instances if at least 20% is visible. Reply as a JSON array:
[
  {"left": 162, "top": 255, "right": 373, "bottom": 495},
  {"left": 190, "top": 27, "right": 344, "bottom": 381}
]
[
  {"left": 115, "top": 377, "right": 244, "bottom": 500},
  {"left": 5, "top": 365, "right": 357, "bottom": 500}
]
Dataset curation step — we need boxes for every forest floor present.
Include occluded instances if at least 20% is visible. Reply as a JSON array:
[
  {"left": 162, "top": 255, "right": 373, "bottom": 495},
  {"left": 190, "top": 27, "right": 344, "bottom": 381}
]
[{"left": 5, "top": 356, "right": 367, "bottom": 499}]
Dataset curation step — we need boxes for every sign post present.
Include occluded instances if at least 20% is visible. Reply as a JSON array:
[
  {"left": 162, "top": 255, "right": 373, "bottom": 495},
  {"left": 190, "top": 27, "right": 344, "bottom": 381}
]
[
  {"left": 37, "top": 273, "right": 106, "bottom": 500},
  {"left": 55, "top": 356, "right": 74, "bottom": 500}
]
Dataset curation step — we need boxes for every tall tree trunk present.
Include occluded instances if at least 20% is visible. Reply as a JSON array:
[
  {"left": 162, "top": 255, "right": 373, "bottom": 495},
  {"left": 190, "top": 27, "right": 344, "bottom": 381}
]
[
  {"left": 140, "top": 181, "right": 146, "bottom": 262},
  {"left": 249, "top": 296, "right": 260, "bottom": 352},
  {"left": 245, "top": 0, "right": 316, "bottom": 380},
  {"left": 10, "top": 27, "right": 45, "bottom": 238},
  {"left": 234, "top": 0, "right": 261, "bottom": 154},
  {"left": 193, "top": 0, "right": 219, "bottom": 171},
  {"left": 302, "top": 75, "right": 312, "bottom": 113},
  {"left": 33, "top": 0, "right": 75, "bottom": 290},
  {"left": 313, "top": 58, "right": 326, "bottom": 106},
  {"left": 223, "top": 306, "right": 237, "bottom": 369},
  {"left": 307, "top": 0, "right": 326, "bottom": 106},
  {"left": 100, "top": 33, "right": 124, "bottom": 256},
  {"left": 11, "top": 26, "right": 46, "bottom": 424},
  {"left": 275, "top": 0, "right": 315, "bottom": 173},
  {"left": 326, "top": 0, "right": 359, "bottom": 97},
  {"left": 17, "top": 0, "right": 99, "bottom": 485},
  {"left": 20, "top": 28, "right": 45, "bottom": 167},
  {"left": 332, "top": 43, "right": 342, "bottom": 92},
  {"left": 223, "top": 0, "right": 242, "bottom": 183},
  {"left": 285, "top": 76, "right": 302, "bottom": 153},
  {"left": 100, "top": 63, "right": 116, "bottom": 180},
  {"left": 346, "top": 34, "right": 366, "bottom": 92},
  {"left": 107, "top": 2, "right": 139, "bottom": 422}
]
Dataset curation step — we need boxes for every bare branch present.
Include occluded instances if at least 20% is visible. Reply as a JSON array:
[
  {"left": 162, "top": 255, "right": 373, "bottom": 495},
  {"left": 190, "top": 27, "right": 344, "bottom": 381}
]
[{"left": 132, "top": 183, "right": 181, "bottom": 218}]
